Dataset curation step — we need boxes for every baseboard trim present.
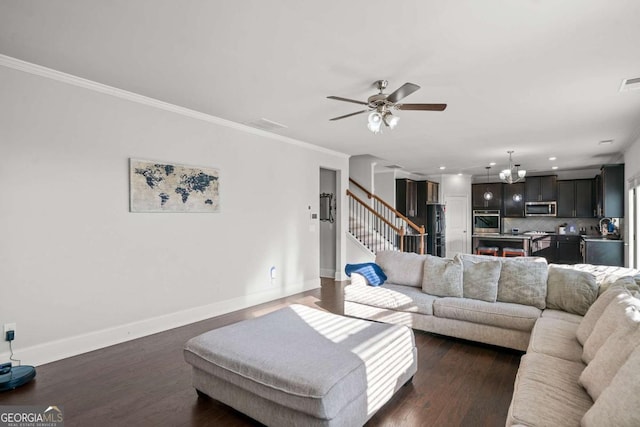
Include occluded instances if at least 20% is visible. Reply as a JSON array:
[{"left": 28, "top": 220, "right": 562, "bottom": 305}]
[{"left": 0, "top": 279, "right": 320, "bottom": 367}]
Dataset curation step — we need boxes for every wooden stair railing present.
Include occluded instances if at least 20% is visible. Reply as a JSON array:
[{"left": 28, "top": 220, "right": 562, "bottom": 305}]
[{"left": 347, "top": 178, "right": 426, "bottom": 254}]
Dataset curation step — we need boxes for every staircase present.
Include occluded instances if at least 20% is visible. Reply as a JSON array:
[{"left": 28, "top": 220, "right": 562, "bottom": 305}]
[{"left": 347, "top": 178, "right": 426, "bottom": 255}]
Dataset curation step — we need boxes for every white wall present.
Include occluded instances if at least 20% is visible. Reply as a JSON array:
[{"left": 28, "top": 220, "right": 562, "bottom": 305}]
[
  {"left": 374, "top": 170, "right": 396, "bottom": 207},
  {"left": 0, "top": 61, "right": 349, "bottom": 365}
]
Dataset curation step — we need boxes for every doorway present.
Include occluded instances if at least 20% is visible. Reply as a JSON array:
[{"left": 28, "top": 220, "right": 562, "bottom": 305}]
[
  {"left": 444, "top": 195, "right": 469, "bottom": 256},
  {"left": 320, "top": 168, "right": 338, "bottom": 278}
]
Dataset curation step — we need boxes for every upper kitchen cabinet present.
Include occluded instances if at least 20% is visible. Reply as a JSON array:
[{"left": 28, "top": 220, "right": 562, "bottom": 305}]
[
  {"left": 596, "top": 164, "right": 624, "bottom": 218},
  {"left": 426, "top": 180, "right": 439, "bottom": 204},
  {"left": 525, "top": 176, "right": 557, "bottom": 202},
  {"left": 502, "top": 182, "right": 525, "bottom": 217},
  {"left": 472, "top": 183, "right": 502, "bottom": 210},
  {"left": 557, "top": 179, "right": 594, "bottom": 218},
  {"left": 396, "top": 179, "right": 418, "bottom": 218}
]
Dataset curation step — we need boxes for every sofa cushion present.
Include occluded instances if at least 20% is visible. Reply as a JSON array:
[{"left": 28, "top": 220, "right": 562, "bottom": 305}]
[
  {"left": 376, "top": 251, "right": 427, "bottom": 288},
  {"left": 571, "top": 264, "right": 640, "bottom": 294},
  {"left": 527, "top": 317, "right": 582, "bottom": 362},
  {"left": 497, "top": 258, "right": 548, "bottom": 309},
  {"left": 579, "top": 308, "right": 640, "bottom": 401},
  {"left": 421, "top": 255, "right": 463, "bottom": 297},
  {"left": 576, "top": 285, "right": 630, "bottom": 345},
  {"left": 433, "top": 297, "right": 541, "bottom": 332},
  {"left": 344, "top": 281, "right": 437, "bottom": 315},
  {"left": 457, "top": 254, "right": 502, "bottom": 302},
  {"left": 541, "top": 309, "right": 582, "bottom": 324},
  {"left": 582, "top": 290, "right": 640, "bottom": 364},
  {"left": 546, "top": 264, "right": 598, "bottom": 315},
  {"left": 507, "top": 353, "right": 592, "bottom": 427},
  {"left": 581, "top": 344, "right": 640, "bottom": 427}
]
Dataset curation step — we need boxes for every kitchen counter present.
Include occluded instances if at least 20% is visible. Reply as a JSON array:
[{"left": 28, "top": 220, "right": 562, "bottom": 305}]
[
  {"left": 581, "top": 235, "right": 622, "bottom": 241},
  {"left": 472, "top": 233, "right": 532, "bottom": 240},
  {"left": 472, "top": 234, "right": 531, "bottom": 256}
]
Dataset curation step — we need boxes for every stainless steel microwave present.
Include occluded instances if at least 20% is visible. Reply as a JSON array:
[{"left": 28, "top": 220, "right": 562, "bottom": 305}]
[
  {"left": 525, "top": 201, "right": 557, "bottom": 217},
  {"left": 473, "top": 210, "right": 501, "bottom": 234}
]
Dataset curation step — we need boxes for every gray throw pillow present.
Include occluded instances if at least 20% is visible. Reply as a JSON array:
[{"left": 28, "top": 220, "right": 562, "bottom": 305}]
[
  {"left": 497, "top": 258, "right": 548, "bottom": 309},
  {"left": 546, "top": 265, "right": 598, "bottom": 315},
  {"left": 422, "top": 255, "right": 463, "bottom": 297},
  {"left": 375, "top": 250, "right": 427, "bottom": 287},
  {"left": 457, "top": 254, "right": 501, "bottom": 302}
]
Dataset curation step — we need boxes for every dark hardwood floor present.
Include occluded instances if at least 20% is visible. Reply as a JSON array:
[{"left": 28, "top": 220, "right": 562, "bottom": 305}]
[{"left": 0, "top": 279, "right": 522, "bottom": 426}]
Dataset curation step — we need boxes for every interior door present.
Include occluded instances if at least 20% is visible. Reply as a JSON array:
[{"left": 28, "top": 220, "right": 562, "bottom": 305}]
[{"left": 444, "top": 195, "right": 469, "bottom": 257}]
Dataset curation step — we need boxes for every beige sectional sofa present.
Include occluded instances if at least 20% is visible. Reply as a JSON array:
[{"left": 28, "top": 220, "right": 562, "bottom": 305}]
[{"left": 344, "top": 250, "right": 640, "bottom": 426}]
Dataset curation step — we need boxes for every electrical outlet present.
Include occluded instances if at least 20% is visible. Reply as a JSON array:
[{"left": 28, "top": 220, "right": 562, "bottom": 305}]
[{"left": 3, "top": 323, "right": 16, "bottom": 341}]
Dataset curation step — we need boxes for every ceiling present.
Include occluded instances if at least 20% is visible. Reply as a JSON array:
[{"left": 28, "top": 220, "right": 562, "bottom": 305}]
[{"left": 2, "top": 0, "right": 640, "bottom": 178}]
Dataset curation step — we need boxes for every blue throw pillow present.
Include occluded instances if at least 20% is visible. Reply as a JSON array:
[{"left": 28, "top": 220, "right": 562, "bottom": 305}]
[{"left": 345, "top": 263, "right": 387, "bottom": 286}]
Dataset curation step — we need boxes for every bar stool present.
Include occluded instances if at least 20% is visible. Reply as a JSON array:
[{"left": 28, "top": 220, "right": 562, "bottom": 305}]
[
  {"left": 503, "top": 247, "right": 526, "bottom": 257},
  {"left": 476, "top": 246, "right": 499, "bottom": 256}
]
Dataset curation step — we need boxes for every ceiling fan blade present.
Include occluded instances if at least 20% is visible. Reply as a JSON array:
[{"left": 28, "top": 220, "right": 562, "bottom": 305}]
[
  {"left": 327, "top": 96, "right": 369, "bottom": 106},
  {"left": 386, "top": 82, "right": 421, "bottom": 103},
  {"left": 397, "top": 103, "right": 447, "bottom": 111},
  {"left": 329, "top": 110, "right": 368, "bottom": 121}
]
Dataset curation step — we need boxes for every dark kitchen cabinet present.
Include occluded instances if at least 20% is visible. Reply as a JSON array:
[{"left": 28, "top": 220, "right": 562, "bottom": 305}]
[
  {"left": 472, "top": 183, "right": 502, "bottom": 210},
  {"left": 557, "top": 179, "right": 594, "bottom": 218},
  {"left": 530, "top": 235, "right": 556, "bottom": 261},
  {"left": 525, "top": 176, "right": 557, "bottom": 202},
  {"left": 396, "top": 179, "right": 418, "bottom": 218},
  {"left": 596, "top": 164, "right": 624, "bottom": 218},
  {"left": 582, "top": 239, "right": 624, "bottom": 267},
  {"left": 502, "top": 182, "right": 525, "bottom": 217},
  {"left": 555, "top": 235, "right": 582, "bottom": 264},
  {"left": 426, "top": 181, "right": 439, "bottom": 203}
]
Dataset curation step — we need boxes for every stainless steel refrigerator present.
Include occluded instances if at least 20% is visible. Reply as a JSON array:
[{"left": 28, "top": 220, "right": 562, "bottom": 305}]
[{"left": 426, "top": 204, "right": 445, "bottom": 257}]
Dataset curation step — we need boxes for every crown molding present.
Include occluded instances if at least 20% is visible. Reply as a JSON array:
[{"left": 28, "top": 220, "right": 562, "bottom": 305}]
[{"left": 0, "top": 54, "right": 349, "bottom": 159}]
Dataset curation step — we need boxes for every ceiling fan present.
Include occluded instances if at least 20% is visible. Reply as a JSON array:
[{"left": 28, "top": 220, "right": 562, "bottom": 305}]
[{"left": 327, "top": 80, "right": 447, "bottom": 133}]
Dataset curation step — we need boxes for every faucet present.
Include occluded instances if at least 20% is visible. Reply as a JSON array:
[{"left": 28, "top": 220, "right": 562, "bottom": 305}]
[{"left": 599, "top": 217, "right": 611, "bottom": 235}]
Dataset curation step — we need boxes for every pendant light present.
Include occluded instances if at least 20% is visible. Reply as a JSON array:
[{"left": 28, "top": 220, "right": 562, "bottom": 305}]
[{"left": 483, "top": 166, "right": 493, "bottom": 201}]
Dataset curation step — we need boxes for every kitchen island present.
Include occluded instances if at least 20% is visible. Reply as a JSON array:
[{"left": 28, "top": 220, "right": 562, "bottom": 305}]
[{"left": 472, "top": 234, "right": 532, "bottom": 256}]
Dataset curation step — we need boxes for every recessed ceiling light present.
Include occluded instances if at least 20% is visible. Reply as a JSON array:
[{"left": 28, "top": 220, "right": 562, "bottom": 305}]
[
  {"left": 489, "top": 162, "right": 496, "bottom": 166},
  {"left": 552, "top": 166, "right": 559, "bottom": 170},
  {"left": 457, "top": 173, "right": 463, "bottom": 176},
  {"left": 549, "top": 156, "right": 557, "bottom": 161},
  {"left": 439, "top": 166, "right": 446, "bottom": 170},
  {"left": 598, "top": 139, "right": 614, "bottom": 145}
]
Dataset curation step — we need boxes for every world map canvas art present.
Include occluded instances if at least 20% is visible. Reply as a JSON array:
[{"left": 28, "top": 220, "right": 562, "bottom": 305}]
[{"left": 130, "top": 159, "right": 220, "bottom": 213}]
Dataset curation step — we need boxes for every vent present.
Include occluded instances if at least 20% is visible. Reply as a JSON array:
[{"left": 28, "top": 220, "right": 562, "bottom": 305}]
[
  {"left": 619, "top": 77, "right": 640, "bottom": 92},
  {"left": 243, "top": 118, "right": 288, "bottom": 131},
  {"left": 385, "top": 164, "right": 403, "bottom": 169}
]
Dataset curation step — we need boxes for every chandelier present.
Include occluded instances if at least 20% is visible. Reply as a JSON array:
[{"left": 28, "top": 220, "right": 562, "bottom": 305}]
[{"left": 499, "top": 150, "right": 526, "bottom": 184}]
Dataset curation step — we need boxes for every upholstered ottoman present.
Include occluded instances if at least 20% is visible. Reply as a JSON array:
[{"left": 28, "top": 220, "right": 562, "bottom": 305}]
[{"left": 184, "top": 304, "right": 417, "bottom": 427}]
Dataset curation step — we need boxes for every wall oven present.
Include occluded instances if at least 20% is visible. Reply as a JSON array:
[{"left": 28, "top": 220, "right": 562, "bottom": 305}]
[
  {"left": 473, "top": 210, "right": 501, "bottom": 234},
  {"left": 525, "top": 201, "right": 557, "bottom": 217}
]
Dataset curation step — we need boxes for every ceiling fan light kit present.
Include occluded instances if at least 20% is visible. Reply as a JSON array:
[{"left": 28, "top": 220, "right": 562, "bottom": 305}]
[
  {"left": 328, "top": 79, "right": 446, "bottom": 133},
  {"left": 499, "top": 150, "right": 526, "bottom": 184}
]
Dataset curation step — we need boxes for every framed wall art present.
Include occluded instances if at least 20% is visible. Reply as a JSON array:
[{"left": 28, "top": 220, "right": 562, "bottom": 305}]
[{"left": 129, "top": 159, "right": 220, "bottom": 213}]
